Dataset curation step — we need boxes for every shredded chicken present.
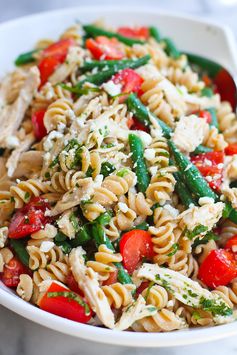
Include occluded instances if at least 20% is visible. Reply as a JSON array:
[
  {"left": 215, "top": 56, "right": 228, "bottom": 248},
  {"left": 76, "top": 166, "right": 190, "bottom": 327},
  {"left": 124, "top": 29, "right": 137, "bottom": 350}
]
[
  {"left": 114, "top": 295, "right": 157, "bottom": 331},
  {"left": 6, "top": 132, "right": 35, "bottom": 177},
  {"left": 12, "top": 150, "right": 43, "bottom": 179},
  {"left": 172, "top": 114, "right": 208, "bottom": 153},
  {"left": 0, "top": 66, "right": 40, "bottom": 148},
  {"left": 57, "top": 209, "right": 76, "bottom": 239},
  {"left": 137, "top": 263, "right": 234, "bottom": 325},
  {"left": 0, "top": 226, "right": 8, "bottom": 248},
  {"left": 177, "top": 201, "right": 224, "bottom": 232},
  {"left": 69, "top": 247, "right": 115, "bottom": 329},
  {"left": 50, "top": 178, "right": 95, "bottom": 216}
]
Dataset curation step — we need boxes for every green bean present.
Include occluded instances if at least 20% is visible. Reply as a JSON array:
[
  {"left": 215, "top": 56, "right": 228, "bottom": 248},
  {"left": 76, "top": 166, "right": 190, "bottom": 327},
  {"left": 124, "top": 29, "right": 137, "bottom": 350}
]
[
  {"left": 207, "top": 107, "right": 219, "bottom": 129},
  {"left": 15, "top": 49, "right": 39, "bottom": 66},
  {"left": 91, "top": 223, "right": 133, "bottom": 284},
  {"left": 100, "top": 162, "right": 115, "bottom": 177},
  {"left": 10, "top": 239, "right": 29, "bottom": 267},
  {"left": 80, "top": 55, "right": 150, "bottom": 73},
  {"left": 168, "top": 140, "right": 218, "bottom": 200},
  {"left": 173, "top": 171, "right": 197, "bottom": 208},
  {"left": 70, "top": 225, "right": 91, "bottom": 247},
  {"left": 149, "top": 26, "right": 161, "bottom": 42},
  {"left": 201, "top": 87, "right": 214, "bottom": 98},
  {"left": 83, "top": 24, "right": 145, "bottom": 46},
  {"left": 129, "top": 134, "right": 150, "bottom": 193},
  {"left": 192, "top": 145, "right": 213, "bottom": 155},
  {"left": 96, "top": 211, "right": 113, "bottom": 226},
  {"left": 162, "top": 38, "right": 180, "bottom": 59},
  {"left": 126, "top": 94, "right": 172, "bottom": 138},
  {"left": 77, "top": 56, "right": 150, "bottom": 87}
]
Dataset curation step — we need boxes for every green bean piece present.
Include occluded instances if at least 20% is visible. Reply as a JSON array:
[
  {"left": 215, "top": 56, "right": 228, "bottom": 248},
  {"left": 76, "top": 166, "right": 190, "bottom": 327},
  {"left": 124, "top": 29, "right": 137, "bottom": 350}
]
[
  {"left": 163, "top": 38, "right": 180, "bottom": 59},
  {"left": 132, "top": 222, "right": 149, "bottom": 231},
  {"left": 10, "top": 239, "right": 29, "bottom": 267},
  {"left": 70, "top": 225, "right": 91, "bottom": 247},
  {"left": 96, "top": 211, "right": 113, "bottom": 226},
  {"left": 100, "top": 162, "right": 116, "bottom": 177},
  {"left": 15, "top": 49, "right": 39, "bottom": 66},
  {"left": 168, "top": 140, "right": 218, "bottom": 201},
  {"left": 54, "top": 232, "right": 67, "bottom": 243},
  {"left": 83, "top": 25, "right": 145, "bottom": 46},
  {"left": 192, "top": 145, "right": 213, "bottom": 155},
  {"left": 227, "top": 203, "right": 237, "bottom": 224},
  {"left": 201, "top": 87, "right": 214, "bottom": 97},
  {"left": 80, "top": 55, "right": 151, "bottom": 73},
  {"left": 207, "top": 107, "right": 219, "bottom": 129},
  {"left": 230, "top": 180, "right": 237, "bottom": 188},
  {"left": 126, "top": 94, "right": 172, "bottom": 138},
  {"left": 114, "top": 262, "right": 133, "bottom": 284},
  {"left": 173, "top": 171, "right": 197, "bottom": 208},
  {"left": 149, "top": 26, "right": 161, "bottom": 42},
  {"left": 77, "top": 56, "right": 150, "bottom": 87},
  {"left": 91, "top": 223, "right": 133, "bottom": 284},
  {"left": 129, "top": 134, "right": 150, "bottom": 193}
]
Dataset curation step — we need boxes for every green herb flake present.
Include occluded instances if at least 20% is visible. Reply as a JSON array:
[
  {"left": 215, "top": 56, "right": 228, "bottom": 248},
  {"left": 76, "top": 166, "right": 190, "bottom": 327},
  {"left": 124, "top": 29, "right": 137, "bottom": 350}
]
[
  {"left": 192, "top": 311, "right": 201, "bottom": 320},
  {"left": 44, "top": 172, "right": 50, "bottom": 179},
  {"left": 116, "top": 168, "right": 129, "bottom": 177},
  {"left": 167, "top": 243, "right": 179, "bottom": 257},
  {"left": 200, "top": 297, "right": 233, "bottom": 317},
  {"left": 144, "top": 281, "right": 155, "bottom": 301},
  {"left": 47, "top": 291, "right": 90, "bottom": 315},
  {"left": 186, "top": 225, "right": 208, "bottom": 240},
  {"left": 24, "top": 192, "right": 30, "bottom": 201}
]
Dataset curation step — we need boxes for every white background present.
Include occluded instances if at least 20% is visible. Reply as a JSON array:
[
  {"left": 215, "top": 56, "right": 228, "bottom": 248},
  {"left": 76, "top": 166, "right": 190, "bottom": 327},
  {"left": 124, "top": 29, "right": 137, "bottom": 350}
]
[{"left": 1, "top": 1, "right": 237, "bottom": 354}]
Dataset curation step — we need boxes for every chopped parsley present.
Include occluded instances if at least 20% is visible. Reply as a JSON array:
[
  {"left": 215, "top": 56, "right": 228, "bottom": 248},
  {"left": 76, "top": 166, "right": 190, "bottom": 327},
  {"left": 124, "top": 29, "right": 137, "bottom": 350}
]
[
  {"left": 116, "top": 168, "right": 129, "bottom": 177},
  {"left": 192, "top": 311, "right": 201, "bottom": 320},
  {"left": 69, "top": 213, "right": 80, "bottom": 232},
  {"left": 144, "top": 281, "right": 155, "bottom": 301},
  {"left": 24, "top": 192, "right": 30, "bottom": 201},
  {"left": 44, "top": 172, "right": 50, "bottom": 179},
  {"left": 200, "top": 297, "right": 233, "bottom": 317},
  {"left": 192, "top": 232, "right": 218, "bottom": 248},
  {"left": 100, "top": 162, "right": 115, "bottom": 177},
  {"left": 167, "top": 243, "right": 179, "bottom": 257},
  {"left": 186, "top": 225, "right": 208, "bottom": 240}
]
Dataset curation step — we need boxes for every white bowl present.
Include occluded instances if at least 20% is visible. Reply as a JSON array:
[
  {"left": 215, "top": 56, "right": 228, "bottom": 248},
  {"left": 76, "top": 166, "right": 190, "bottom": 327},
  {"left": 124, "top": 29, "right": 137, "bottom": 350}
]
[{"left": 1, "top": 5, "right": 237, "bottom": 347}]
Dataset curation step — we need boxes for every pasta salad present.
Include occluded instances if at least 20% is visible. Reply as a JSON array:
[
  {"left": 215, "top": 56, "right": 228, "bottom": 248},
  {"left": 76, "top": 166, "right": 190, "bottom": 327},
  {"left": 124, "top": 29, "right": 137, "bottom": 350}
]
[{"left": 1, "top": 22, "right": 237, "bottom": 332}]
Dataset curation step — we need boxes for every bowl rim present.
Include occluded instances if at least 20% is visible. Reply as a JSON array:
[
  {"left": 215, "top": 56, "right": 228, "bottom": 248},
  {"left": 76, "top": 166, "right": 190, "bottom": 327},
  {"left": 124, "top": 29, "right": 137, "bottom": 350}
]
[{"left": 1, "top": 5, "right": 237, "bottom": 347}]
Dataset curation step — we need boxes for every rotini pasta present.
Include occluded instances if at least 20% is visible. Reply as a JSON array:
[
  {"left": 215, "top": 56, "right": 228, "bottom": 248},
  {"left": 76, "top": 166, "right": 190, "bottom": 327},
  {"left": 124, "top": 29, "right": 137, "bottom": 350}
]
[{"left": 1, "top": 20, "right": 237, "bottom": 333}]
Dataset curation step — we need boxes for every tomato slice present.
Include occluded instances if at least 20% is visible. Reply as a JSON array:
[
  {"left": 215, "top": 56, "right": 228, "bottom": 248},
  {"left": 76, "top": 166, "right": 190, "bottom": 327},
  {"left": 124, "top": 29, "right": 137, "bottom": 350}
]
[
  {"left": 191, "top": 151, "right": 224, "bottom": 191},
  {"left": 38, "top": 56, "right": 61, "bottom": 86},
  {"left": 198, "top": 249, "right": 237, "bottom": 288},
  {"left": 42, "top": 39, "right": 74, "bottom": 62},
  {"left": 38, "top": 39, "right": 74, "bottom": 86},
  {"left": 39, "top": 282, "right": 92, "bottom": 323},
  {"left": 120, "top": 230, "right": 154, "bottom": 274},
  {"left": 136, "top": 281, "right": 150, "bottom": 295},
  {"left": 214, "top": 69, "right": 237, "bottom": 111},
  {"left": 32, "top": 110, "right": 47, "bottom": 140},
  {"left": 102, "top": 269, "right": 118, "bottom": 286},
  {"left": 225, "top": 235, "right": 237, "bottom": 253},
  {"left": 225, "top": 144, "right": 237, "bottom": 156},
  {"left": 65, "top": 272, "right": 83, "bottom": 295},
  {"left": 0, "top": 257, "right": 31, "bottom": 288},
  {"left": 86, "top": 36, "right": 124, "bottom": 60},
  {"left": 112, "top": 68, "right": 144, "bottom": 102},
  {"left": 196, "top": 110, "right": 212, "bottom": 124},
  {"left": 8, "top": 197, "right": 50, "bottom": 239},
  {"left": 130, "top": 117, "right": 149, "bottom": 132},
  {"left": 117, "top": 27, "right": 149, "bottom": 40}
]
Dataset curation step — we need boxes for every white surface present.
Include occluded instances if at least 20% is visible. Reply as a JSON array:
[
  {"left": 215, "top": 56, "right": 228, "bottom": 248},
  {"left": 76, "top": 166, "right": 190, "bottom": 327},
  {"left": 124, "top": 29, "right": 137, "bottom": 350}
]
[{"left": 1, "top": 1, "right": 237, "bottom": 354}]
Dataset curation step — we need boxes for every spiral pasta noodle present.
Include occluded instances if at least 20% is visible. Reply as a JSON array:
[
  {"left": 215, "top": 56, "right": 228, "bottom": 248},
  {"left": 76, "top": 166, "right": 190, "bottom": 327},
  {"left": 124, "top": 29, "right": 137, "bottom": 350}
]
[
  {"left": 43, "top": 98, "right": 74, "bottom": 133},
  {"left": 141, "top": 285, "right": 169, "bottom": 309},
  {"left": 86, "top": 244, "right": 122, "bottom": 281},
  {"left": 10, "top": 179, "right": 52, "bottom": 208},
  {"left": 146, "top": 166, "right": 177, "bottom": 205},
  {"left": 166, "top": 67, "right": 204, "bottom": 93},
  {"left": 101, "top": 283, "right": 135, "bottom": 308},
  {"left": 27, "top": 245, "right": 66, "bottom": 270},
  {"left": 217, "top": 101, "right": 237, "bottom": 143},
  {"left": 16, "top": 274, "right": 34, "bottom": 302}
]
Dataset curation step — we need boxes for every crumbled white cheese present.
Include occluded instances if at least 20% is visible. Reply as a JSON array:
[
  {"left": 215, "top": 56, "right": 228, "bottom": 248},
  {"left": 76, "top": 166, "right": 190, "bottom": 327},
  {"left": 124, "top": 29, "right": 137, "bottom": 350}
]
[
  {"left": 5, "top": 135, "right": 20, "bottom": 149},
  {"left": 57, "top": 122, "right": 66, "bottom": 132},
  {"left": 118, "top": 202, "right": 129, "bottom": 213},
  {"left": 198, "top": 197, "right": 215, "bottom": 206},
  {"left": 144, "top": 148, "right": 155, "bottom": 161},
  {"left": 43, "top": 131, "right": 63, "bottom": 151},
  {"left": 149, "top": 166, "right": 158, "bottom": 177},
  {"left": 102, "top": 80, "right": 122, "bottom": 97},
  {"left": 40, "top": 241, "right": 55, "bottom": 252},
  {"left": 133, "top": 131, "right": 152, "bottom": 147},
  {"left": 93, "top": 174, "right": 104, "bottom": 188},
  {"left": 163, "top": 204, "right": 179, "bottom": 218}
]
